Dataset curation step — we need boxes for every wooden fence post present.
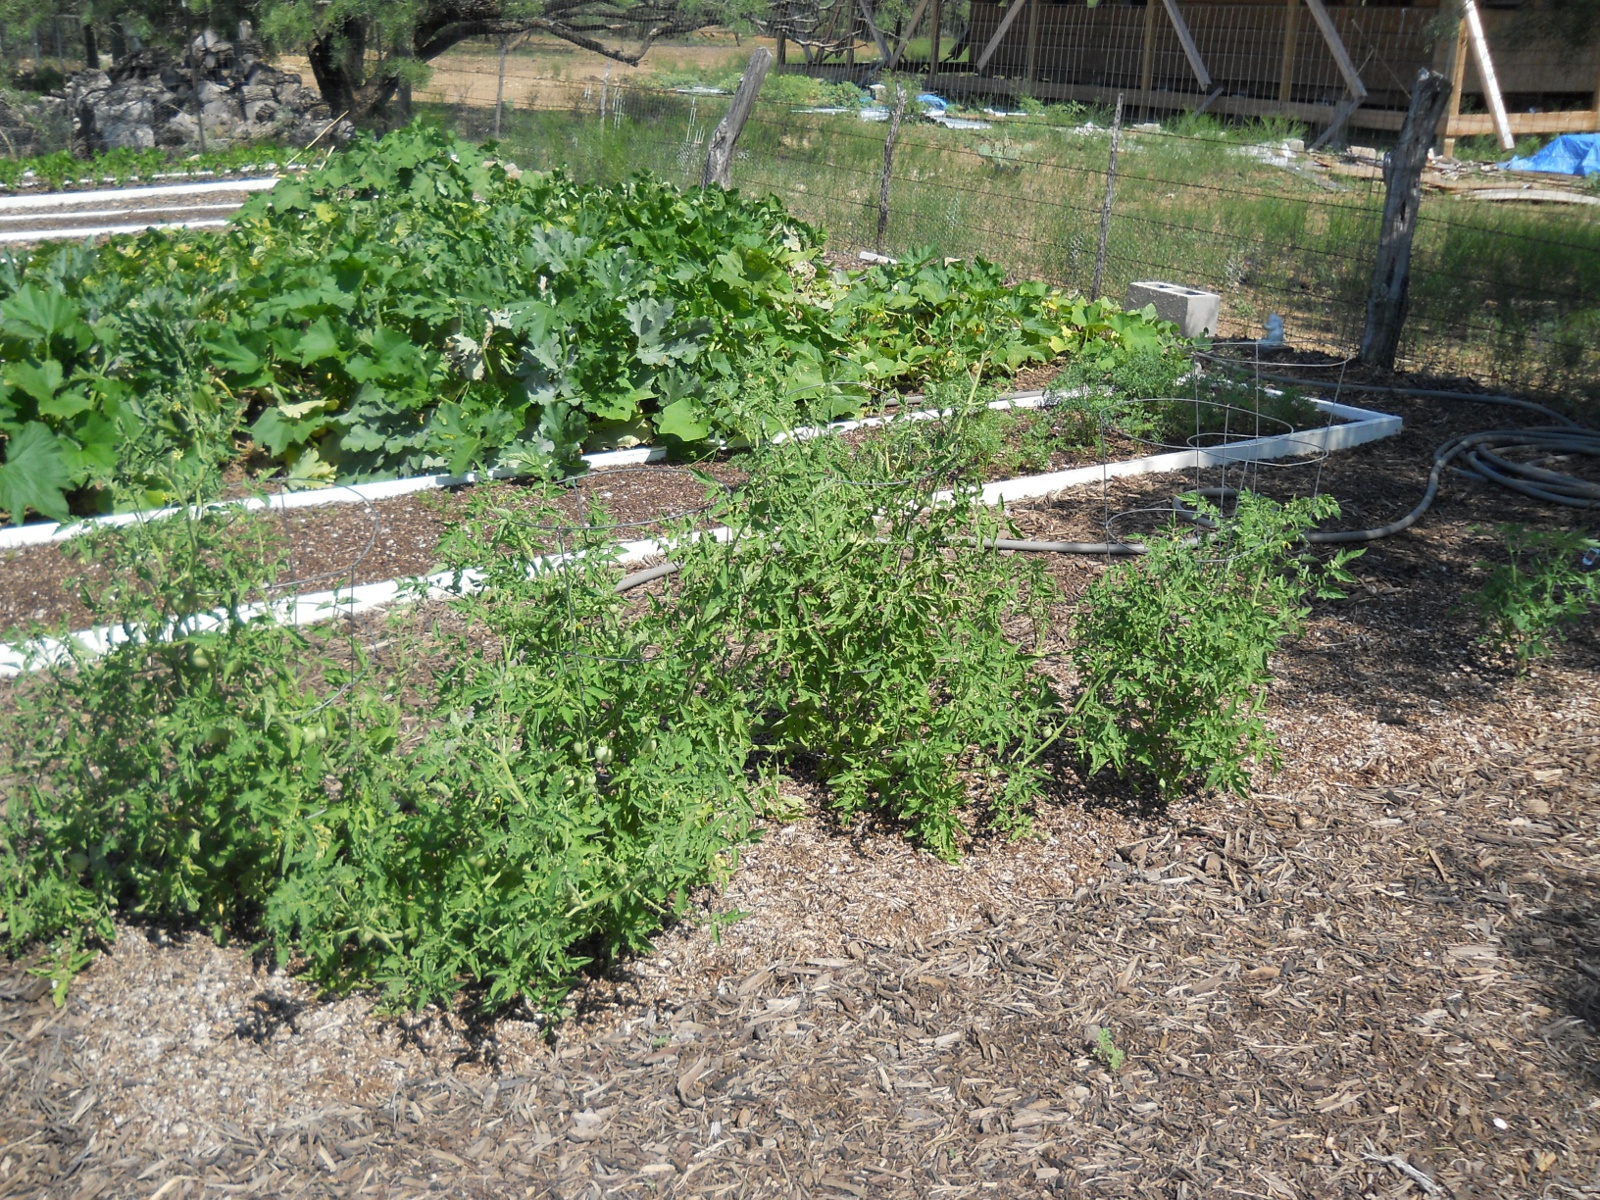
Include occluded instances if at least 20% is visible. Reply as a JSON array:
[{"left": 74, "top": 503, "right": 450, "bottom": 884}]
[
  {"left": 1278, "top": 0, "right": 1298, "bottom": 103},
  {"left": 1438, "top": 18, "right": 1467, "bottom": 160},
  {"left": 1359, "top": 69, "right": 1451, "bottom": 371},
  {"left": 493, "top": 37, "right": 507, "bottom": 138},
  {"left": 1090, "top": 93, "right": 1124, "bottom": 303},
  {"left": 702, "top": 48, "right": 774, "bottom": 190},
  {"left": 876, "top": 84, "right": 909, "bottom": 253}
]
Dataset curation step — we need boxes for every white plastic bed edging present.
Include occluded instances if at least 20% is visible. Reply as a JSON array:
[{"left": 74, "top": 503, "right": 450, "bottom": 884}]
[
  {"left": 966, "top": 397, "right": 1398, "bottom": 506},
  {"left": 0, "top": 445, "right": 671, "bottom": 552},
  {"left": 0, "top": 395, "right": 1399, "bottom": 677},
  {"left": 0, "top": 177, "right": 280, "bottom": 213},
  {"left": 0, "top": 392, "right": 1069, "bottom": 552},
  {"left": 0, "top": 218, "right": 233, "bottom": 244},
  {"left": 0, "top": 202, "right": 243, "bottom": 225},
  {"left": 0, "top": 527, "right": 735, "bottom": 676}
]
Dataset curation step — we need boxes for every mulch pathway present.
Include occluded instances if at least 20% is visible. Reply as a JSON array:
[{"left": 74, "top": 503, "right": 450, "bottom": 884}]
[{"left": 2, "top": 361, "right": 1599, "bottom": 1199}]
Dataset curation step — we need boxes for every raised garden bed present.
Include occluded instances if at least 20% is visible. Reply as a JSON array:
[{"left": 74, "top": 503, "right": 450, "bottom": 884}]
[{"left": 0, "top": 390, "right": 1398, "bottom": 671}]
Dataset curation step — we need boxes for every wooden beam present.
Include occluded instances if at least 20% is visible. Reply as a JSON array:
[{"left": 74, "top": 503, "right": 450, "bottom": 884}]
[
  {"left": 1024, "top": 0, "right": 1042, "bottom": 85},
  {"left": 1308, "top": 90, "right": 1363, "bottom": 150},
  {"left": 1301, "top": 0, "right": 1367, "bottom": 102},
  {"left": 1159, "top": 0, "right": 1212, "bottom": 91},
  {"left": 1278, "top": 0, "right": 1299, "bottom": 104},
  {"left": 928, "top": 0, "right": 942, "bottom": 83},
  {"left": 974, "top": 0, "right": 1031, "bottom": 75},
  {"left": 858, "top": 0, "right": 892, "bottom": 64},
  {"left": 702, "top": 48, "right": 773, "bottom": 189},
  {"left": 1360, "top": 70, "right": 1452, "bottom": 369},
  {"left": 886, "top": 0, "right": 932, "bottom": 71},
  {"left": 1139, "top": 0, "right": 1158, "bottom": 96},
  {"left": 1461, "top": 0, "right": 1513, "bottom": 151},
  {"left": 1440, "top": 18, "right": 1466, "bottom": 159},
  {"left": 1447, "top": 109, "right": 1600, "bottom": 136}
]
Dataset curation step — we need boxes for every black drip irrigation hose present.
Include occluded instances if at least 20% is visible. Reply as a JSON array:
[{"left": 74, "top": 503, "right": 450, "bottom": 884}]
[{"left": 611, "top": 378, "right": 1598, "bottom": 589}]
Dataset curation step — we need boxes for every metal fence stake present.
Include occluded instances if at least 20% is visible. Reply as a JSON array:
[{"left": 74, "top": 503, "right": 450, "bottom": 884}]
[{"left": 1090, "top": 92, "right": 1124, "bottom": 303}]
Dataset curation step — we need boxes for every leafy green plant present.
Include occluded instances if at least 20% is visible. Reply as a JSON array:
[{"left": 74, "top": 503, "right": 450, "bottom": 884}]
[
  {"left": 1070, "top": 491, "right": 1358, "bottom": 799},
  {"left": 1471, "top": 524, "right": 1599, "bottom": 668},
  {"left": 1091, "top": 1026, "right": 1126, "bottom": 1071},
  {"left": 0, "top": 492, "right": 386, "bottom": 970},
  {"left": 672, "top": 374, "right": 1065, "bottom": 857},
  {"left": 0, "top": 142, "right": 298, "bottom": 191},
  {"left": 0, "top": 478, "right": 756, "bottom": 1014},
  {"left": 2, "top": 123, "right": 1173, "bottom": 513}
]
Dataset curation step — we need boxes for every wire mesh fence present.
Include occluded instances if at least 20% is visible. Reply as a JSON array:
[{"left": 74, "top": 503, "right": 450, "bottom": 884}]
[
  {"left": 417, "top": 57, "right": 1598, "bottom": 401},
  {"left": 4, "top": 35, "right": 1595, "bottom": 400}
]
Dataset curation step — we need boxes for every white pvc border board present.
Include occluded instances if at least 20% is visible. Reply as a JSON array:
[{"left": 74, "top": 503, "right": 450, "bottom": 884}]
[
  {"left": 0, "top": 445, "right": 671, "bottom": 552},
  {"left": 0, "top": 394, "right": 1399, "bottom": 676},
  {"left": 0, "top": 177, "right": 280, "bottom": 213},
  {"left": 0, "top": 218, "right": 233, "bottom": 244}
]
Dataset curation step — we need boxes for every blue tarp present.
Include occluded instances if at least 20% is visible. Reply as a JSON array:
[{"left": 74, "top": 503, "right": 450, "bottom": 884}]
[{"left": 1505, "top": 133, "right": 1600, "bottom": 177}]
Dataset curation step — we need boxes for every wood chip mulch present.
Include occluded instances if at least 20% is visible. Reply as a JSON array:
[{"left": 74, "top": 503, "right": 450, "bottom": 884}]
[{"left": 3, "top": 370, "right": 1599, "bottom": 1199}]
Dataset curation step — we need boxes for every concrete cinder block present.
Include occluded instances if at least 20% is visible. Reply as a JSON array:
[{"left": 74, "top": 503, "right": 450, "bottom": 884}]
[{"left": 1126, "top": 281, "right": 1221, "bottom": 338}]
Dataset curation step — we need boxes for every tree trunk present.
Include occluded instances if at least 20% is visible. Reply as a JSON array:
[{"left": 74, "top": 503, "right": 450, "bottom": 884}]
[
  {"left": 307, "top": 26, "right": 362, "bottom": 117},
  {"left": 82, "top": 21, "right": 98, "bottom": 71},
  {"left": 1358, "top": 69, "right": 1451, "bottom": 370}
]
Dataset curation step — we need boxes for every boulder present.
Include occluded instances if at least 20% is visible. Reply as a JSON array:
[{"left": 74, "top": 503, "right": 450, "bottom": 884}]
[
  {"left": 243, "top": 99, "right": 280, "bottom": 125},
  {"left": 0, "top": 95, "right": 46, "bottom": 157}
]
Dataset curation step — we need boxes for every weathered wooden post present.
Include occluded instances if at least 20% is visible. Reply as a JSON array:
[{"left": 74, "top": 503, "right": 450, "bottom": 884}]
[
  {"left": 1358, "top": 69, "right": 1451, "bottom": 371},
  {"left": 876, "top": 84, "right": 908, "bottom": 254},
  {"left": 1090, "top": 93, "right": 1124, "bottom": 303},
  {"left": 493, "top": 37, "right": 508, "bottom": 138},
  {"left": 702, "top": 48, "right": 774, "bottom": 189}
]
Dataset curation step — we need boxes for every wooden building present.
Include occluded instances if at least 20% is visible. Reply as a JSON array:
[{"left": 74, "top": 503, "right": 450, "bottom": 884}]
[{"left": 781, "top": 0, "right": 1600, "bottom": 147}]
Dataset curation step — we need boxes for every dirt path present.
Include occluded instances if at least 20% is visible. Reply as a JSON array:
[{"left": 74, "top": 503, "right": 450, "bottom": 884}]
[
  {"left": 2, "top": 377, "right": 1599, "bottom": 1199},
  {"left": 276, "top": 38, "right": 763, "bottom": 115}
]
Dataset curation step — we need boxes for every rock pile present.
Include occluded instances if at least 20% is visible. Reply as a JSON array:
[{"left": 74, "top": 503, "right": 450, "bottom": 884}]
[
  {"left": 0, "top": 94, "right": 48, "bottom": 157},
  {"left": 39, "top": 31, "right": 346, "bottom": 154}
]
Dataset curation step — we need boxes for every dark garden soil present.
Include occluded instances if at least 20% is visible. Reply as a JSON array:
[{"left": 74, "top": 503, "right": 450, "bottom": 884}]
[
  {"left": 0, "top": 464, "right": 739, "bottom": 640},
  {"left": 2, "top": 361, "right": 1599, "bottom": 1199}
]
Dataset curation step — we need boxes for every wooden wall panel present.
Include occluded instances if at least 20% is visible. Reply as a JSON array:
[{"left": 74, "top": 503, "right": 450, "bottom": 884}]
[{"left": 963, "top": 2, "right": 1597, "bottom": 108}]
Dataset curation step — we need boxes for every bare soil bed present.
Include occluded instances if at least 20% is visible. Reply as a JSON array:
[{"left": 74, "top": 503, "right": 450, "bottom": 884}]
[
  {"left": 0, "top": 187, "right": 263, "bottom": 246},
  {"left": 0, "top": 465, "right": 735, "bottom": 640},
  {"left": 2, "top": 368, "right": 1599, "bottom": 1199}
]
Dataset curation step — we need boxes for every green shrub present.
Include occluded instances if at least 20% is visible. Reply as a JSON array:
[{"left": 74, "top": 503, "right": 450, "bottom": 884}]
[
  {"left": 1471, "top": 524, "right": 1599, "bottom": 669},
  {"left": 673, "top": 375, "right": 1064, "bottom": 857},
  {"left": 0, "top": 481, "right": 754, "bottom": 1013},
  {"left": 0, "top": 500, "right": 390, "bottom": 977},
  {"left": 1070, "top": 491, "right": 1357, "bottom": 798}
]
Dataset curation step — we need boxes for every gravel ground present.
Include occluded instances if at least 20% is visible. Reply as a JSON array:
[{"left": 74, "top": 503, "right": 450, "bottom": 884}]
[{"left": 2, "top": 370, "right": 1599, "bottom": 1199}]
